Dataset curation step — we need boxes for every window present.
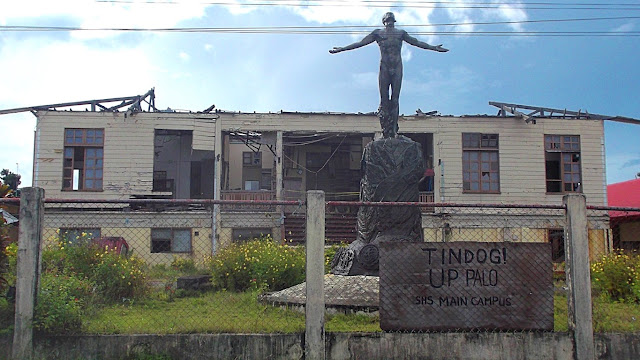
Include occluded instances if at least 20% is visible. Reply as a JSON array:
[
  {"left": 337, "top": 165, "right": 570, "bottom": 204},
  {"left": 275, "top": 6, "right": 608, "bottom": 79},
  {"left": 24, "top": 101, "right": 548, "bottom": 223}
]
[
  {"left": 151, "top": 228, "right": 191, "bottom": 253},
  {"left": 63, "top": 129, "right": 104, "bottom": 191},
  {"left": 244, "top": 180, "right": 260, "bottom": 191},
  {"left": 462, "top": 133, "right": 500, "bottom": 193},
  {"left": 545, "top": 135, "right": 581, "bottom": 193},
  {"left": 261, "top": 169, "right": 272, "bottom": 190},
  {"left": 548, "top": 229, "right": 565, "bottom": 262},
  {"left": 242, "top": 151, "right": 262, "bottom": 167},
  {"left": 59, "top": 228, "right": 101, "bottom": 244}
]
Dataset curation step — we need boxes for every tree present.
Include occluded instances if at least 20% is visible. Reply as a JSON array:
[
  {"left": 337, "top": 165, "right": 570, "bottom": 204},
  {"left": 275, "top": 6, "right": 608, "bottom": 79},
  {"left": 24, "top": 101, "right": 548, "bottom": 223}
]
[{"left": 0, "top": 169, "right": 21, "bottom": 191}]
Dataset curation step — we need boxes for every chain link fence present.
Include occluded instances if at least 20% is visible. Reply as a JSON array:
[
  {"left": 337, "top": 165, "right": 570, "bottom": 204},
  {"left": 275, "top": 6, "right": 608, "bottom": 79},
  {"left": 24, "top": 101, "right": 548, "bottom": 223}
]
[
  {"left": 3, "top": 196, "right": 640, "bottom": 339},
  {"left": 588, "top": 205, "right": 640, "bottom": 333},
  {"left": 26, "top": 199, "right": 307, "bottom": 334},
  {"left": 321, "top": 202, "right": 567, "bottom": 333}
]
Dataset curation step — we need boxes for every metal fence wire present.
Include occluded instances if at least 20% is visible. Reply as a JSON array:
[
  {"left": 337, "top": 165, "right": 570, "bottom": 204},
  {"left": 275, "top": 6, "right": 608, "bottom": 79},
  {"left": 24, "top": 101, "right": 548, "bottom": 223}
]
[
  {"left": 322, "top": 202, "right": 566, "bottom": 333},
  {"left": 588, "top": 205, "right": 640, "bottom": 333},
  {"left": 3, "top": 197, "right": 640, "bottom": 336},
  {"left": 38, "top": 199, "right": 306, "bottom": 334}
]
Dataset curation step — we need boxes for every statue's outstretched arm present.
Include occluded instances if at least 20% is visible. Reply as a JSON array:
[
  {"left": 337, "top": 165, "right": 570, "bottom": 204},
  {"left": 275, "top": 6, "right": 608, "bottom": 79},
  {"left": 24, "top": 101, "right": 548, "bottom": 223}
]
[
  {"left": 403, "top": 32, "right": 449, "bottom": 52},
  {"left": 330, "top": 32, "right": 376, "bottom": 54}
]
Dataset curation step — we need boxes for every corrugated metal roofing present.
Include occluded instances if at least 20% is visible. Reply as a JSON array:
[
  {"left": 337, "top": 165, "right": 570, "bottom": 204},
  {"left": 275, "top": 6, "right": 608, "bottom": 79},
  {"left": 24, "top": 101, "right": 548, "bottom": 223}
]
[{"left": 607, "top": 178, "right": 640, "bottom": 218}]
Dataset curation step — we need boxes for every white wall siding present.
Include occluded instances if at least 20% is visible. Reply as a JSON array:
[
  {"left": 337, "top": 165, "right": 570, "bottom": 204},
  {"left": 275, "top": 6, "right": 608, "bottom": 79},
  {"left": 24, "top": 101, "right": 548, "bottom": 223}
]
[
  {"left": 34, "top": 111, "right": 605, "bottom": 205},
  {"left": 35, "top": 111, "right": 217, "bottom": 199}
]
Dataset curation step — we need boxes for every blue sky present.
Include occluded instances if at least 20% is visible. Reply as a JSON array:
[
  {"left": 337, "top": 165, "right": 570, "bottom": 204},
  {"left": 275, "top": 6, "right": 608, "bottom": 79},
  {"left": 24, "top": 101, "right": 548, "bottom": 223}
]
[{"left": 1, "top": 0, "right": 639, "bottom": 187}]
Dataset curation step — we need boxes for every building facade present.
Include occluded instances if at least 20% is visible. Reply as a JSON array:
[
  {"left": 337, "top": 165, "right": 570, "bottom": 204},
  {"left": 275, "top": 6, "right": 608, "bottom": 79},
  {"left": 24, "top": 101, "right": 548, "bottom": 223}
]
[{"left": 32, "top": 110, "right": 610, "bottom": 263}]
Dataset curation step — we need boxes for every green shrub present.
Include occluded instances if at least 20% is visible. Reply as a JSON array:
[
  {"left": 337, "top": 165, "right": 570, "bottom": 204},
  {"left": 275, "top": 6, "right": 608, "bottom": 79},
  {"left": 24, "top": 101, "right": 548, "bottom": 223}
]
[
  {"left": 209, "top": 235, "right": 305, "bottom": 292},
  {"left": 42, "top": 238, "right": 147, "bottom": 302},
  {"left": 35, "top": 271, "right": 93, "bottom": 333},
  {"left": 1, "top": 241, "right": 17, "bottom": 288},
  {"left": 591, "top": 251, "right": 640, "bottom": 302},
  {"left": 170, "top": 257, "right": 199, "bottom": 275},
  {"left": 92, "top": 252, "right": 147, "bottom": 302},
  {"left": 0, "top": 220, "right": 12, "bottom": 292}
]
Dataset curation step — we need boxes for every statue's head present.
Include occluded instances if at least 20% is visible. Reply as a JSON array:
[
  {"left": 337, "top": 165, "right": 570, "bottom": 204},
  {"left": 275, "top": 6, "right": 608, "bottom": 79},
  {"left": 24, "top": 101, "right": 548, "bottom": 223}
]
[{"left": 382, "top": 12, "right": 396, "bottom": 25}]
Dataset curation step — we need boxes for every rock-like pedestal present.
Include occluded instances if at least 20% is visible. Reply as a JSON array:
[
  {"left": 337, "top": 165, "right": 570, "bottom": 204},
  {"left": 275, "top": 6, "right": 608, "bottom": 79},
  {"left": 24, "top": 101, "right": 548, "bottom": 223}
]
[{"left": 332, "top": 136, "right": 425, "bottom": 276}]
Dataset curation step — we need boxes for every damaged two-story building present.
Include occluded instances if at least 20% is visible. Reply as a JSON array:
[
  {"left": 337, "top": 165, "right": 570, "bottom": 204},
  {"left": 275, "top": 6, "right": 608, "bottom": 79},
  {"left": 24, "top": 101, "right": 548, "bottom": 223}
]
[{"left": 15, "top": 91, "right": 634, "bottom": 264}]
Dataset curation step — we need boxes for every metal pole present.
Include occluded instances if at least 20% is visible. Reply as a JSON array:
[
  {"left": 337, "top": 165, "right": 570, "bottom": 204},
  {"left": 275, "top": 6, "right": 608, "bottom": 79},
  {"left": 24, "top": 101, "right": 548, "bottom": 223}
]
[
  {"left": 305, "top": 190, "right": 325, "bottom": 360},
  {"left": 12, "top": 187, "right": 44, "bottom": 360}
]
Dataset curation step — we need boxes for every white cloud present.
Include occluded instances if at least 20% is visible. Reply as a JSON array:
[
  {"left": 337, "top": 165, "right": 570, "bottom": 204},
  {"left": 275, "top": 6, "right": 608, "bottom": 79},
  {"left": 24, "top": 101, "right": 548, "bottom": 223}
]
[
  {"left": 292, "top": 4, "right": 380, "bottom": 25},
  {"left": 402, "top": 47, "right": 413, "bottom": 63},
  {"left": 179, "top": 51, "right": 191, "bottom": 61},
  {"left": 0, "top": 0, "right": 209, "bottom": 39},
  {"left": 612, "top": 23, "right": 635, "bottom": 33},
  {"left": 607, "top": 152, "right": 640, "bottom": 184},
  {"left": 0, "top": 36, "right": 157, "bottom": 187},
  {"left": 0, "top": 38, "right": 155, "bottom": 104},
  {"left": 445, "top": 0, "right": 476, "bottom": 34},
  {"left": 481, "top": 1, "right": 528, "bottom": 32}
]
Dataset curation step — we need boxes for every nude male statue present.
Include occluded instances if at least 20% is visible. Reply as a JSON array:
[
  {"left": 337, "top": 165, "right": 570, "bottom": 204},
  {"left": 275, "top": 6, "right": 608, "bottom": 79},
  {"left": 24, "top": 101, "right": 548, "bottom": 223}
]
[{"left": 330, "top": 12, "right": 448, "bottom": 138}]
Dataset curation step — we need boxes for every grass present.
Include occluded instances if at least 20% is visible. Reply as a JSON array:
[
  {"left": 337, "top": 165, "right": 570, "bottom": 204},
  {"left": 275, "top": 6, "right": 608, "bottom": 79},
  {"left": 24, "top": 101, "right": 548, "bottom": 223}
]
[
  {"left": 592, "top": 295, "right": 640, "bottom": 333},
  {"left": 2, "top": 288, "right": 640, "bottom": 334},
  {"left": 83, "top": 290, "right": 381, "bottom": 334},
  {"left": 84, "top": 291, "right": 305, "bottom": 334},
  {"left": 83, "top": 289, "right": 640, "bottom": 334}
]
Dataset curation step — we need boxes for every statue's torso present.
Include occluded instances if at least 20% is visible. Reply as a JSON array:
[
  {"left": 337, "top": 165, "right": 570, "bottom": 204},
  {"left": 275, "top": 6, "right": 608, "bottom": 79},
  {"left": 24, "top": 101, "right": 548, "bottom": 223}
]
[{"left": 374, "top": 28, "right": 404, "bottom": 68}]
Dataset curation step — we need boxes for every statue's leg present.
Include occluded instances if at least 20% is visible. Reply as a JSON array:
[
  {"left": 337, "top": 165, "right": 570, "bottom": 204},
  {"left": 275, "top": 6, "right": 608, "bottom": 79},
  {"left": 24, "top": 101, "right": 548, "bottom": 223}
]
[
  {"left": 378, "top": 69, "right": 394, "bottom": 138},
  {"left": 388, "top": 67, "right": 402, "bottom": 137},
  {"left": 379, "top": 68, "right": 392, "bottom": 105}
]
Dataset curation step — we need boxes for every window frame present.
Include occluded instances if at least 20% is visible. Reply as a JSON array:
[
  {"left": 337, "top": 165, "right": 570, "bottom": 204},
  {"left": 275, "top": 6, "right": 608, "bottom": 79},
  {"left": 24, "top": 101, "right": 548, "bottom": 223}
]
[
  {"left": 242, "top": 151, "right": 262, "bottom": 167},
  {"left": 462, "top": 133, "right": 500, "bottom": 194},
  {"left": 150, "top": 228, "right": 192, "bottom": 254},
  {"left": 63, "top": 128, "right": 104, "bottom": 192},
  {"left": 544, "top": 135, "right": 582, "bottom": 194}
]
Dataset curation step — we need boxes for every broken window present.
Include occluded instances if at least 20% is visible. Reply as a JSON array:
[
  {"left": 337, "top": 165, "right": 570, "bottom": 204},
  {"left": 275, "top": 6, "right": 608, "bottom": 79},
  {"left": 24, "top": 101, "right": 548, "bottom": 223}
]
[
  {"left": 63, "top": 129, "right": 104, "bottom": 191},
  {"left": 545, "top": 135, "right": 581, "bottom": 193},
  {"left": 242, "top": 151, "right": 262, "bottom": 167},
  {"left": 151, "top": 228, "right": 191, "bottom": 253},
  {"left": 153, "top": 130, "right": 215, "bottom": 199},
  {"left": 59, "top": 228, "right": 101, "bottom": 244},
  {"left": 462, "top": 133, "right": 500, "bottom": 193}
]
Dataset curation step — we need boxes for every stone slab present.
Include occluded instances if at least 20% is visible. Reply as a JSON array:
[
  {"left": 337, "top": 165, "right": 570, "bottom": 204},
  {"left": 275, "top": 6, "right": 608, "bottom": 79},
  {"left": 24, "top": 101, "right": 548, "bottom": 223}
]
[{"left": 261, "top": 274, "right": 379, "bottom": 309}]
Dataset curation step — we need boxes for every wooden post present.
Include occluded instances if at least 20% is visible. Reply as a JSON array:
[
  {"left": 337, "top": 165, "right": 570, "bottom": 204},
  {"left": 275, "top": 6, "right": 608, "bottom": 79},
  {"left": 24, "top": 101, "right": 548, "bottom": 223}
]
[
  {"left": 305, "top": 190, "right": 325, "bottom": 360},
  {"left": 564, "top": 194, "right": 595, "bottom": 360},
  {"left": 12, "top": 187, "right": 44, "bottom": 360}
]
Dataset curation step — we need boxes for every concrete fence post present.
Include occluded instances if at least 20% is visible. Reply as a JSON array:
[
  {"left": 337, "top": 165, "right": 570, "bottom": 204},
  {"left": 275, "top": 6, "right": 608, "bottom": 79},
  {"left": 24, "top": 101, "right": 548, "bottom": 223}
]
[
  {"left": 305, "top": 190, "right": 325, "bottom": 360},
  {"left": 563, "top": 194, "right": 595, "bottom": 360},
  {"left": 12, "top": 187, "right": 45, "bottom": 360}
]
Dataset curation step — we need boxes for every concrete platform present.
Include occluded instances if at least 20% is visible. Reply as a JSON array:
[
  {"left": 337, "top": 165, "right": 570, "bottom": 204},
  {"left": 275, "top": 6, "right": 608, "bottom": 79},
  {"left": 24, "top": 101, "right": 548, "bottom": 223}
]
[{"left": 260, "top": 274, "right": 379, "bottom": 313}]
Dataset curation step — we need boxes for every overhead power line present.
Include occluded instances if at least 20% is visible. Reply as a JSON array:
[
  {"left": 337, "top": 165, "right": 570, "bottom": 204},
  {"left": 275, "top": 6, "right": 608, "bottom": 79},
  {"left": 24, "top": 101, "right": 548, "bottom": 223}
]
[
  {"left": 95, "top": 0, "right": 640, "bottom": 11},
  {"left": 2, "top": 15, "right": 640, "bottom": 37}
]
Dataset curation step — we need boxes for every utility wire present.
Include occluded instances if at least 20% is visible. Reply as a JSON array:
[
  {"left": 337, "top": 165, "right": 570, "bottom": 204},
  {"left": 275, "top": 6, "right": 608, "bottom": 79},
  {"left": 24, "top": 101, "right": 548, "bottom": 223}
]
[
  {"left": 95, "top": 0, "right": 640, "bottom": 10},
  {"left": 2, "top": 15, "right": 640, "bottom": 36},
  {"left": 2, "top": 28, "right": 639, "bottom": 37}
]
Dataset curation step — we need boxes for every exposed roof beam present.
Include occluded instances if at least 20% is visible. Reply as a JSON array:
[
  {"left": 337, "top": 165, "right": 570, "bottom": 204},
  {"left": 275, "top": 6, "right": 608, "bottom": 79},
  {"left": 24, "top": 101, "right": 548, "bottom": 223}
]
[
  {"left": 0, "top": 88, "right": 157, "bottom": 116},
  {"left": 489, "top": 101, "right": 640, "bottom": 125}
]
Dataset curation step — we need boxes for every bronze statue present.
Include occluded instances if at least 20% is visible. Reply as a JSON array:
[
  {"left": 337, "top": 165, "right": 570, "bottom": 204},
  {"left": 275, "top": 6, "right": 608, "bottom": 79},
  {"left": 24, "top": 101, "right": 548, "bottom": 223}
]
[{"left": 330, "top": 12, "right": 448, "bottom": 138}]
